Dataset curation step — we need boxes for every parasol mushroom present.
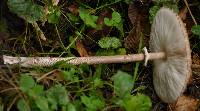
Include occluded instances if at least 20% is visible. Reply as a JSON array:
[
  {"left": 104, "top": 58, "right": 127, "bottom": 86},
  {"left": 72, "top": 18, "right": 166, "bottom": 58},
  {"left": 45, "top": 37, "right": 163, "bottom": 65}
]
[{"left": 2, "top": 8, "right": 195, "bottom": 103}]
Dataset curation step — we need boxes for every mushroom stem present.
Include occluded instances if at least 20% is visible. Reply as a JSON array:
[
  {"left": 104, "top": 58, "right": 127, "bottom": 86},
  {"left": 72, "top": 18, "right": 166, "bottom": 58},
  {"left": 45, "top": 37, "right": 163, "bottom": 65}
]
[
  {"left": 3, "top": 52, "right": 166, "bottom": 67},
  {"left": 68, "top": 52, "right": 166, "bottom": 65}
]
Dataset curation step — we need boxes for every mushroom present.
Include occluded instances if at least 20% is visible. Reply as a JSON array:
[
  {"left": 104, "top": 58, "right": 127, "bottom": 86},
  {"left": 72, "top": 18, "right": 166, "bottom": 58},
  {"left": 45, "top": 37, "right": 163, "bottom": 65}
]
[
  {"left": 150, "top": 7, "right": 191, "bottom": 103},
  {"left": 3, "top": 8, "right": 194, "bottom": 103}
]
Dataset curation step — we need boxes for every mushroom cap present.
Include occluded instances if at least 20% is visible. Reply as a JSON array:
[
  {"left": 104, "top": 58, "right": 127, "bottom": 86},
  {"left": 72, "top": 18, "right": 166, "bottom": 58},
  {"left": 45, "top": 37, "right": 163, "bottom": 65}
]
[{"left": 150, "top": 8, "right": 191, "bottom": 103}]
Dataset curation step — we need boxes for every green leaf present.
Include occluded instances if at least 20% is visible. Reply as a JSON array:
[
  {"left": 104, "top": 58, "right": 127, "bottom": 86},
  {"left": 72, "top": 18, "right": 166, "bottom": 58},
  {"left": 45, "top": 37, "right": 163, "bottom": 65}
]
[
  {"left": 81, "top": 95, "right": 105, "bottom": 111},
  {"left": 19, "top": 74, "right": 35, "bottom": 92},
  {"left": 17, "top": 99, "right": 30, "bottom": 111},
  {"left": 149, "top": 6, "right": 160, "bottom": 24},
  {"left": 48, "top": 8, "right": 61, "bottom": 24},
  {"left": 116, "top": 48, "right": 126, "bottom": 55},
  {"left": 104, "top": 18, "right": 112, "bottom": 26},
  {"left": 111, "top": 71, "right": 133, "bottom": 97},
  {"left": 124, "top": 0, "right": 133, "bottom": 4},
  {"left": 116, "top": 21, "right": 124, "bottom": 37},
  {"left": 192, "top": 25, "right": 200, "bottom": 37},
  {"left": 98, "top": 37, "right": 121, "bottom": 49},
  {"left": 94, "top": 64, "right": 108, "bottom": 79},
  {"left": 112, "top": 11, "right": 121, "bottom": 23},
  {"left": 149, "top": 1, "right": 178, "bottom": 24},
  {"left": 104, "top": 11, "right": 121, "bottom": 26},
  {"left": 123, "top": 94, "right": 152, "bottom": 111},
  {"left": 28, "top": 85, "right": 44, "bottom": 97},
  {"left": 47, "top": 84, "right": 69, "bottom": 106},
  {"left": 93, "top": 78, "right": 103, "bottom": 88},
  {"left": 67, "top": 13, "right": 79, "bottom": 22},
  {"left": 7, "top": 0, "right": 44, "bottom": 23},
  {"left": 67, "top": 103, "right": 76, "bottom": 111},
  {"left": 61, "top": 68, "right": 77, "bottom": 81},
  {"left": 79, "top": 7, "right": 100, "bottom": 29},
  {"left": 104, "top": 11, "right": 123, "bottom": 35},
  {"left": 79, "top": 64, "right": 90, "bottom": 73},
  {"left": 47, "top": 97, "right": 58, "bottom": 110},
  {"left": 35, "top": 96, "right": 50, "bottom": 111}
]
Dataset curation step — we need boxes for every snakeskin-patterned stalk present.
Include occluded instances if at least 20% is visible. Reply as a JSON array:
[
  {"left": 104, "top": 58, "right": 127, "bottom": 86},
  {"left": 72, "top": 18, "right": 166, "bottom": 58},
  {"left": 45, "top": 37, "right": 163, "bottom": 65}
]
[{"left": 3, "top": 52, "right": 165, "bottom": 67}]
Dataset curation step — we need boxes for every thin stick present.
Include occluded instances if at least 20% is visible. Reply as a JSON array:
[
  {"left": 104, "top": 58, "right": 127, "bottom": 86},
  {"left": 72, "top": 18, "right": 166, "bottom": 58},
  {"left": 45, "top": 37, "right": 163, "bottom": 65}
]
[
  {"left": 3, "top": 52, "right": 166, "bottom": 67},
  {"left": 183, "top": 0, "right": 197, "bottom": 25}
]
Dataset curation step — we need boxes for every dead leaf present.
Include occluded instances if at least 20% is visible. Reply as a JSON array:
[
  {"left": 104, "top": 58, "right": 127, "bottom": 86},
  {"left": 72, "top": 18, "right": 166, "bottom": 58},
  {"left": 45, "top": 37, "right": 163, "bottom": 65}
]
[
  {"left": 192, "top": 53, "right": 200, "bottom": 73},
  {"left": 68, "top": 3, "right": 79, "bottom": 15},
  {"left": 76, "top": 39, "right": 89, "bottom": 57},
  {"left": 39, "top": 69, "right": 64, "bottom": 86},
  {"left": 192, "top": 53, "right": 200, "bottom": 65},
  {"left": 97, "top": 9, "right": 112, "bottom": 25},
  {"left": 124, "top": 2, "right": 150, "bottom": 52},
  {"left": 168, "top": 95, "right": 199, "bottom": 111},
  {"left": 0, "top": 32, "right": 10, "bottom": 50},
  {"left": 179, "top": 6, "right": 188, "bottom": 21},
  {"left": 52, "top": 0, "right": 59, "bottom": 6}
]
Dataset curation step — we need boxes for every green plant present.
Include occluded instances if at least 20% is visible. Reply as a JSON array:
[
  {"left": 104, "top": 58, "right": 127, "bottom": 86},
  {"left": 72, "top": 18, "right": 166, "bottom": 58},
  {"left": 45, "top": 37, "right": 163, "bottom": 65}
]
[
  {"left": 123, "top": 94, "right": 152, "bottom": 111},
  {"left": 79, "top": 7, "right": 101, "bottom": 29},
  {"left": 47, "top": 7, "right": 61, "bottom": 24},
  {"left": 81, "top": 95, "right": 105, "bottom": 111},
  {"left": 104, "top": 11, "right": 124, "bottom": 36},
  {"left": 98, "top": 37, "right": 121, "bottom": 49},
  {"left": 97, "top": 37, "right": 126, "bottom": 56},
  {"left": 7, "top": 0, "right": 44, "bottom": 23},
  {"left": 18, "top": 74, "right": 72, "bottom": 111},
  {"left": 111, "top": 71, "right": 133, "bottom": 98},
  {"left": 111, "top": 71, "right": 152, "bottom": 111},
  {"left": 191, "top": 25, "right": 200, "bottom": 37},
  {"left": 149, "top": 0, "right": 178, "bottom": 24},
  {"left": 16, "top": 66, "right": 152, "bottom": 111}
]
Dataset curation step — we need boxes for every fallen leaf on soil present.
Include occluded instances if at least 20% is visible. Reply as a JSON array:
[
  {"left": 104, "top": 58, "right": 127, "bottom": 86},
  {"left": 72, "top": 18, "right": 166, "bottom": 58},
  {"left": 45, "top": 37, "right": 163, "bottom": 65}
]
[
  {"left": 124, "top": 2, "right": 150, "bottom": 52},
  {"left": 76, "top": 39, "right": 89, "bottom": 57},
  {"left": 192, "top": 53, "right": 200, "bottom": 73},
  {"left": 168, "top": 95, "right": 199, "bottom": 111},
  {"left": 179, "top": 6, "right": 188, "bottom": 21},
  {"left": 68, "top": 3, "right": 79, "bottom": 15},
  {"left": 192, "top": 53, "right": 200, "bottom": 65},
  {"left": 39, "top": 69, "right": 63, "bottom": 86}
]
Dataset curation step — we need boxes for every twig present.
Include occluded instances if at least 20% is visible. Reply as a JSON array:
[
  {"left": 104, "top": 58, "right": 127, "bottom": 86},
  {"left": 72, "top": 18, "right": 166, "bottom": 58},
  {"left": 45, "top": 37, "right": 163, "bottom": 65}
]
[
  {"left": 183, "top": 0, "right": 197, "bottom": 25},
  {"left": 32, "top": 22, "right": 47, "bottom": 41},
  {"left": 37, "top": 69, "right": 59, "bottom": 82}
]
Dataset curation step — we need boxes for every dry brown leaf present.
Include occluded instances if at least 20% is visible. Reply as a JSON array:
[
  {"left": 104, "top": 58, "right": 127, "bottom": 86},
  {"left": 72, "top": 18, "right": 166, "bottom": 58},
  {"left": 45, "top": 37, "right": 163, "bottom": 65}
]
[
  {"left": 97, "top": 9, "right": 112, "bottom": 25},
  {"left": 192, "top": 53, "right": 200, "bottom": 65},
  {"left": 179, "top": 6, "right": 188, "bottom": 21},
  {"left": 76, "top": 39, "right": 89, "bottom": 57},
  {"left": 40, "top": 69, "right": 64, "bottom": 86},
  {"left": 68, "top": 3, "right": 79, "bottom": 15},
  {"left": 168, "top": 95, "right": 199, "bottom": 111},
  {"left": 124, "top": 3, "right": 150, "bottom": 52},
  {"left": 192, "top": 53, "right": 200, "bottom": 73}
]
